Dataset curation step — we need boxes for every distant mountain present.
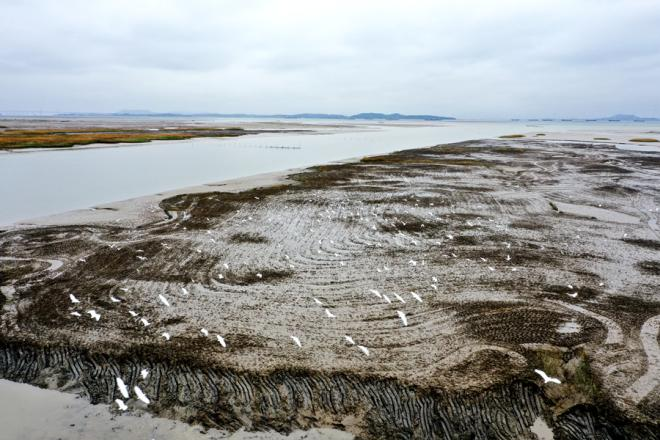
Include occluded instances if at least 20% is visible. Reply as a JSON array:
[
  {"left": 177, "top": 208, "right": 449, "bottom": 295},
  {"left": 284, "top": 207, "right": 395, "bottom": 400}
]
[
  {"left": 56, "top": 111, "right": 455, "bottom": 121},
  {"left": 597, "top": 114, "right": 659, "bottom": 121}
]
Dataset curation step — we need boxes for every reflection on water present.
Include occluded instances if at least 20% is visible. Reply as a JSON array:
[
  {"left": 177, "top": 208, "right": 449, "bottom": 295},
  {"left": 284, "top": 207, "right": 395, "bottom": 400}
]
[{"left": 0, "top": 120, "right": 657, "bottom": 225}]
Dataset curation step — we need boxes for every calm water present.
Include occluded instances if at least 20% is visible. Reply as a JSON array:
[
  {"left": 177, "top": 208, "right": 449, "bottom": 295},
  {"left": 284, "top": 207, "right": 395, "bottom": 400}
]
[{"left": 0, "top": 120, "right": 657, "bottom": 225}]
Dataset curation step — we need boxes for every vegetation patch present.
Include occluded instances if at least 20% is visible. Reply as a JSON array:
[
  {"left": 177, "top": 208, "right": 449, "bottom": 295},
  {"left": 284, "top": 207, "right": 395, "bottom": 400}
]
[
  {"left": 629, "top": 138, "right": 658, "bottom": 142},
  {"left": 499, "top": 134, "right": 525, "bottom": 138},
  {"left": 229, "top": 232, "right": 269, "bottom": 244}
]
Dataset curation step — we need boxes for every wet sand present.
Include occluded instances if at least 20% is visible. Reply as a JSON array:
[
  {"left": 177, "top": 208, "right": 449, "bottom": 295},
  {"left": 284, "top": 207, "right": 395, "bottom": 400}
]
[{"left": 1, "top": 136, "right": 659, "bottom": 438}]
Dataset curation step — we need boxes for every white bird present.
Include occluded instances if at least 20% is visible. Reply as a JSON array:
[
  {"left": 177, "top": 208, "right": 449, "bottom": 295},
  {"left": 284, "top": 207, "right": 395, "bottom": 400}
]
[
  {"left": 567, "top": 284, "right": 573, "bottom": 290},
  {"left": 161, "top": 332, "right": 171, "bottom": 341},
  {"left": 369, "top": 289, "right": 382, "bottom": 298},
  {"left": 291, "top": 335, "right": 302, "bottom": 347},
  {"left": 110, "top": 295, "right": 121, "bottom": 303},
  {"left": 200, "top": 328, "right": 209, "bottom": 337},
  {"left": 218, "top": 274, "right": 224, "bottom": 280},
  {"left": 598, "top": 282, "right": 604, "bottom": 287},
  {"left": 409, "top": 259, "right": 417, "bottom": 266},
  {"left": 325, "top": 309, "right": 336, "bottom": 318},
  {"left": 129, "top": 310, "right": 138, "bottom": 317},
  {"left": 223, "top": 263, "right": 229, "bottom": 269},
  {"left": 488, "top": 266, "right": 495, "bottom": 272},
  {"left": 70, "top": 311, "right": 81, "bottom": 317},
  {"left": 534, "top": 369, "right": 561, "bottom": 384},
  {"left": 393, "top": 293, "right": 406, "bottom": 303},
  {"left": 116, "top": 378, "right": 129, "bottom": 399},
  {"left": 256, "top": 273, "right": 263, "bottom": 279},
  {"left": 397, "top": 310, "right": 408, "bottom": 326},
  {"left": 120, "top": 288, "right": 129, "bottom": 292},
  {"left": 506, "top": 254, "right": 511, "bottom": 261},
  {"left": 133, "top": 386, "right": 150, "bottom": 404},
  {"left": 383, "top": 294, "right": 392, "bottom": 304},
  {"left": 181, "top": 287, "right": 189, "bottom": 295},
  {"left": 140, "top": 317, "right": 150, "bottom": 326},
  {"left": 431, "top": 284, "right": 438, "bottom": 291},
  {"left": 480, "top": 257, "right": 487, "bottom": 262},
  {"left": 216, "top": 335, "right": 227, "bottom": 347},
  {"left": 344, "top": 335, "right": 355, "bottom": 345},
  {"left": 446, "top": 234, "right": 454, "bottom": 240},
  {"left": 158, "top": 294, "right": 171, "bottom": 307},
  {"left": 357, "top": 345, "right": 370, "bottom": 356},
  {"left": 432, "top": 277, "right": 438, "bottom": 282},
  {"left": 567, "top": 292, "right": 578, "bottom": 298},
  {"left": 410, "top": 292, "right": 423, "bottom": 302},
  {"left": 115, "top": 399, "right": 128, "bottom": 411},
  {"left": 87, "top": 310, "right": 101, "bottom": 321},
  {"left": 136, "top": 256, "right": 147, "bottom": 261},
  {"left": 312, "top": 297, "right": 323, "bottom": 306},
  {"left": 140, "top": 369, "right": 149, "bottom": 379},
  {"left": 69, "top": 294, "right": 80, "bottom": 304}
]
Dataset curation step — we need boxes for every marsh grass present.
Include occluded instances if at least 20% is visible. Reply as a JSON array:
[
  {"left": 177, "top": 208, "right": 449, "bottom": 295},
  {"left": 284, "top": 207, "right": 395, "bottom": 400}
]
[{"left": 629, "top": 138, "right": 658, "bottom": 142}]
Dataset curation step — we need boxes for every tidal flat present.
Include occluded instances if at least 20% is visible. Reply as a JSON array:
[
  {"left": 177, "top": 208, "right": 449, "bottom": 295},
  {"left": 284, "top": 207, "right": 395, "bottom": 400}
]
[{"left": 1, "top": 137, "right": 659, "bottom": 439}]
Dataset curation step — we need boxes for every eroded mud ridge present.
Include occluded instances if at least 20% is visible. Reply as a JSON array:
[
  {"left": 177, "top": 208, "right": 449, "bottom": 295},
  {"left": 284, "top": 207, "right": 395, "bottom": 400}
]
[{"left": 1, "top": 139, "right": 659, "bottom": 438}]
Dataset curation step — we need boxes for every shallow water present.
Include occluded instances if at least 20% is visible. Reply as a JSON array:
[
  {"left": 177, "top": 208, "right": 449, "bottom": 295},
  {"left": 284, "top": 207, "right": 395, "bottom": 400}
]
[{"left": 1, "top": 119, "right": 658, "bottom": 225}]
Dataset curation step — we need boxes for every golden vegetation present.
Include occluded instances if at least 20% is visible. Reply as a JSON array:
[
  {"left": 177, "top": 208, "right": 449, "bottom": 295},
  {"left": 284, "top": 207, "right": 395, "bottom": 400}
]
[
  {"left": 499, "top": 134, "right": 525, "bottom": 138},
  {"left": 629, "top": 138, "right": 658, "bottom": 142},
  {"left": 0, "top": 127, "right": 245, "bottom": 150}
]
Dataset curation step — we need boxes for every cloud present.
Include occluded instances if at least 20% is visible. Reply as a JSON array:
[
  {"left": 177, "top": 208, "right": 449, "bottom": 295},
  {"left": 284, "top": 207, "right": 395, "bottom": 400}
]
[{"left": 1, "top": 0, "right": 659, "bottom": 117}]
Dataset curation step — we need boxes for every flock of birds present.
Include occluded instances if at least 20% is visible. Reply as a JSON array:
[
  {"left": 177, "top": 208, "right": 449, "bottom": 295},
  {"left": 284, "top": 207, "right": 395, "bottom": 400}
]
[{"left": 62, "top": 187, "right": 594, "bottom": 411}]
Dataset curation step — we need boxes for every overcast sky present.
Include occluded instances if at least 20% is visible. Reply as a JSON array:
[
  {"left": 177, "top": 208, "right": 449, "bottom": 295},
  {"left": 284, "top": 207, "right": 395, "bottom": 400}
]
[{"left": 1, "top": 0, "right": 659, "bottom": 118}]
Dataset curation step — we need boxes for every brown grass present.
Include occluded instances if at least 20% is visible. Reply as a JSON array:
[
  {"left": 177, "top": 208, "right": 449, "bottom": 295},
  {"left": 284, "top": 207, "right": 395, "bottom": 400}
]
[
  {"left": 629, "top": 138, "right": 658, "bottom": 143},
  {"left": 499, "top": 134, "right": 525, "bottom": 139},
  {"left": 0, "top": 127, "right": 246, "bottom": 149}
]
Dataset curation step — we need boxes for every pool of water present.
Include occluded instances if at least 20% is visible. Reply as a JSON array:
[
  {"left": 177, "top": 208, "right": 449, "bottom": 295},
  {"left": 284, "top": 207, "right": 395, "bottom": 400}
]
[{"left": 0, "top": 119, "right": 658, "bottom": 225}]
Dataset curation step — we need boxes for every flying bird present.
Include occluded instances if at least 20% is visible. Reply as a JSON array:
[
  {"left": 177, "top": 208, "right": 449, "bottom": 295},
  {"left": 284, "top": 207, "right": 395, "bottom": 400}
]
[
  {"left": 70, "top": 311, "right": 81, "bottom": 317},
  {"left": 410, "top": 292, "right": 423, "bottom": 302},
  {"left": 120, "top": 288, "right": 129, "bottom": 292},
  {"left": 110, "top": 295, "right": 121, "bottom": 303},
  {"left": 129, "top": 310, "right": 138, "bottom": 317},
  {"left": 393, "top": 293, "right": 406, "bottom": 303},
  {"left": 69, "top": 294, "right": 80, "bottom": 304},
  {"left": 158, "top": 294, "right": 171, "bottom": 307},
  {"left": 216, "top": 335, "right": 227, "bottom": 347},
  {"left": 140, "top": 317, "right": 150, "bottom": 326},
  {"left": 383, "top": 294, "right": 392, "bottom": 304},
  {"left": 397, "top": 310, "right": 408, "bottom": 326},
  {"left": 357, "top": 345, "right": 370, "bottom": 356},
  {"left": 291, "top": 336, "right": 302, "bottom": 347},
  {"left": 116, "top": 378, "right": 129, "bottom": 399},
  {"left": 140, "top": 369, "right": 149, "bottom": 379},
  {"left": 344, "top": 335, "right": 355, "bottom": 345},
  {"left": 181, "top": 287, "right": 189, "bottom": 295},
  {"left": 87, "top": 310, "right": 101, "bottom": 321},
  {"left": 115, "top": 399, "right": 128, "bottom": 411},
  {"left": 369, "top": 289, "right": 382, "bottom": 298},
  {"left": 325, "top": 309, "right": 336, "bottom": 318},
  {"left": 534, "top": 369, "right": 561, "bottom": 384},
  {"left": 200, "top": 328, "right": 209, "bottom": 337},
  {"left": 133, "top": 386, "right": 150, "bottom": 404}
]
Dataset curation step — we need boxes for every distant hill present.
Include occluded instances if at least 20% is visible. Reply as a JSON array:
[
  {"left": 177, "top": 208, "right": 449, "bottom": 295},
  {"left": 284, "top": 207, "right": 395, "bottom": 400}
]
[
  {"left": 56, "top": 111, "right": 455, "bottom": 121},
  {"left": 597, "top": 114, "right": 659, "bottom": 121}
]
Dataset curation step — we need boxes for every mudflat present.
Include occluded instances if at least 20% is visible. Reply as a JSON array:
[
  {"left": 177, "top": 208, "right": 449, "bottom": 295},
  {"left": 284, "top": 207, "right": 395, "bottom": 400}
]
[{"left": 1, "top": 138, "right": 659, "bottom": 439}]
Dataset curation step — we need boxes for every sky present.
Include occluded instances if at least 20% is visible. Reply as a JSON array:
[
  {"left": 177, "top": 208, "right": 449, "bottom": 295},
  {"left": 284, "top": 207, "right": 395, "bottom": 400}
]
[{"left": 1, "top": 0, "right": 659, "bottom": 119}]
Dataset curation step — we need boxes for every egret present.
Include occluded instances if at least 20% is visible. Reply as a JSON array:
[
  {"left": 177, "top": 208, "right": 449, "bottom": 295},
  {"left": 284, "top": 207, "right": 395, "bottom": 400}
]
[
  {"left": 69, "top": 294, "right": 80, "bottom": 304},
  {"left": 201, "top": 328, "right": 209, "bottom": 337},
  {"left": 357, "top": 345, "right": 370, "bottom": 356},
  {"left": 383, "top": 294, "right": 392, "bottom": 304},
  {"left": 567, "top": 292, "right": 578, "bottom": 298},
  {"left": 393, "top": 293, "right": 406, "bottom": 303},
  {"left": 70, "top": 311, "right": 81, "bottom": 317},
  {"left": 116, "top": 378, "right": 129, "bottom": 398},
  {"left": 161, "top": 332, "right": 171, "bottom": 341},
  {"left": 140, "top": 369, "right": 149, "bottom": 379},
  {"left": 158, "top": 294, "right": 171, "bottom": 307},
  {"left": 133, "top": 386, "right": 150, "bottom": 404},
  {"left": 181, "top": 287, "right": 189, "bottom": 295},
  {"left": 488, "top": 266, "right": 495, "bottom": 271},
  {"left": 120, "top": 288, "right": 130, "bottom": 292},
  {"left": 87, "top": 310, "right": 101, "bottom": 321},
  {"left": 431, "top": 284, "right": 438, "bottom": 291},
  {"left": 110, "top": 295, "right": 121, "bottom": 303},
  {"left": 344, "top": 335, "right": 355, "bottom": 345},
  {"left": 313, "top": 297, "right": 323, "bottom": 306},
  {"left": 129, "top": 310, "right": 138, "bottom": 317},
  {"left": 410, "top": 292, "right": 423, "bottom": 302},
  {"left": 369, "top": 289, "right": 382, "bottom": 298},
  {"left": 397, "top": 310, "right": 408, "bottom": 326},
  {"left": 140, "top": 318, "right": 149, "bottom": 326},
  {"left": 325, "top": 309, "right": 336, "bottom": 318},
  {"left": 136, "top": 256, "right": 147, "bottom": 261},
  {"left": 115, "top": 399, "right": 128, "bottom": 411},
  {"left": 534, "top": 369, "right": 561, "bottom": 384},
  {"left": 256, "top": 273, "right": 263, "bottom": 279},
  {"left": 216, "top": 335, "right": 227, "bottom": 347},
  {"left": 291, "top": 336, "right": 302, "bottom": 347}
]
